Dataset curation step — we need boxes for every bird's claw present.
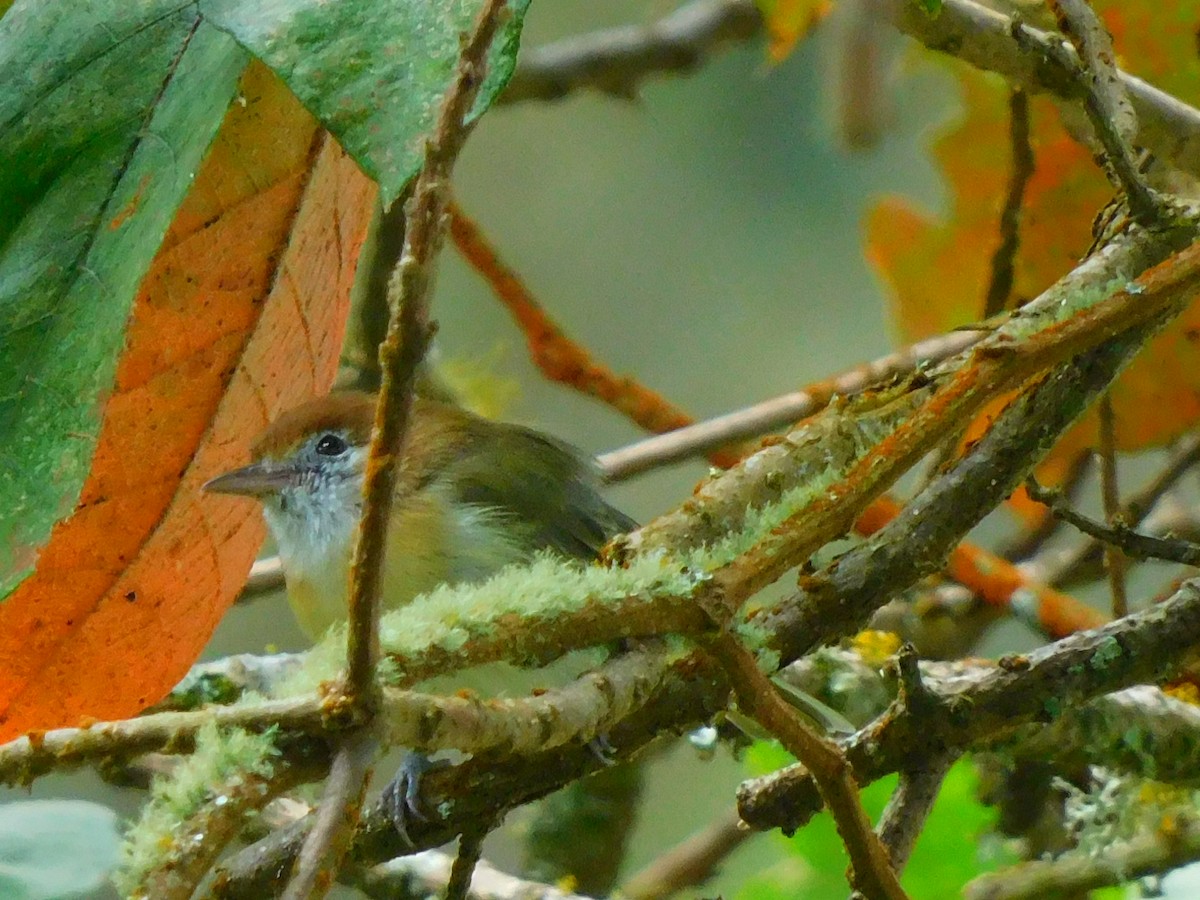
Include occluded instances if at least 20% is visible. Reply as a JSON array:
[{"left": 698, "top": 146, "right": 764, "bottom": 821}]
[
  {"left": 382, "top": 752, "right": 450, "bottom": 845},
  {"left": 587, "top": 733, "right": 618, "bottom": 767}
]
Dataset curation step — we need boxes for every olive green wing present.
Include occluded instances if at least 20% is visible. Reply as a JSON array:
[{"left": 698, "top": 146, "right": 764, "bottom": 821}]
[{"left": 447, "top": 423, "right": 635, "bottom": 561}]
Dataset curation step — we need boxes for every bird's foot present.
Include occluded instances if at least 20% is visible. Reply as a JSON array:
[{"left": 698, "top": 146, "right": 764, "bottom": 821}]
[
  {"left": 587, "top": 733, "right": 618, "bottom": 767},
  {"left": 381, "top": 751, "right": 450, "bottom": 845}
]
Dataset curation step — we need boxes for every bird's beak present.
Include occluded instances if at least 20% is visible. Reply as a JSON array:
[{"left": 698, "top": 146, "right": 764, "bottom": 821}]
[{"left": 203, "top": 462, "right": 299, "bottom": 498}]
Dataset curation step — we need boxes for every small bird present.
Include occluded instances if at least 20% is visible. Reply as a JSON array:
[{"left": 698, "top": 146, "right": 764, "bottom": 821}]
[{"left": 205, "top": 390, "right": 635, "bottom": 639}]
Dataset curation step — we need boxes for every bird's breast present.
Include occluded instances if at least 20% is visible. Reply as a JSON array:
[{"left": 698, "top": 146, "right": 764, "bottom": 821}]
[{"left": 274, "top": 488, "right": 527, "bottom": 641}]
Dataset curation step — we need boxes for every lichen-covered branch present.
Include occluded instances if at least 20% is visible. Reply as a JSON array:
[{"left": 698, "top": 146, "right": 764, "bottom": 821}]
[
  {"left": 741, "top": 578, "right": 1200, "bottom": 833},
  {"left": 963, "top": 812, "right": 1200, "bottom": 899}
]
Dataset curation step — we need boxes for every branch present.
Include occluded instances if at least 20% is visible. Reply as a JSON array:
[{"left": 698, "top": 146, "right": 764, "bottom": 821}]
[
  {"left": 882, "top": 0, "right": 1200, "bottom": 177},
  {"left": 1045, "top": 0, "right": 1163, "bottom": 224},
  {"left": 209, "top": 659, "right": 730, "bottom": 898},
  {"left": 282, "top": 731, "right": 377, "bottom": 900},
  {"left": 621, "top": 807, "right": 750, "bottom": 899},
  {"left": 760, "top": 222, "right": 1200, "bottom": 665},
  {"left": 964, "top": 813, "right": 1200, "bottom": 899},
  {"left": 135, "top": 753, "right": 318, "bottom": 900},
  {"left": 447, "top": 200, "right": 730, "bottom": 456},
  {"left": 1025, "top": 477, "right": 1200, "bottom": 567},
  {"left": 0, "top": 647, "right": 671, "bottom": 788},
  {"left": 740, "top": 577, "right": 1200, "bottom": 833},
  {"left": 873, "top": 755, "right": 954, "bottom": 875},
  {"left": 983, "top": 88, "right": 1033, "bottom": 317},
  {"left": 499, "top": 0, "right": 763, "bottom": 104},
  {"left": 283, "top": 5, "right": 512, "bottom": 895},
  {"left": 704, "top": 630, "right": 907, "bottom": 900},
  {"left": 597, "top": 329, "right": 982, "bottom": 481}
]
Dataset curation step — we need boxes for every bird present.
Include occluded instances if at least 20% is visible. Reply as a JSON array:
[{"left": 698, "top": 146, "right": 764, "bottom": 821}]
[{"left": 204, "top": 390, "right": 635, "bottom": 640}]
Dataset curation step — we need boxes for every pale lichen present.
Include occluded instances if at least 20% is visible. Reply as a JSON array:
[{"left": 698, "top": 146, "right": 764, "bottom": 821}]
[{"left": 114, "top": 722, "right": 278, "bottom": 897}]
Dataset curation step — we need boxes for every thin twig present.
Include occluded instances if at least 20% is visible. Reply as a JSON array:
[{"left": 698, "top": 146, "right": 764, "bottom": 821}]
[
  {"left": 874, "top": 756, "right": 954, "bottom": 874},
  {"left": 703, "top": 630, "right": 907, "bottom": 900},
  {"left": 1045, "top": 0, "right": 1164, "bottom": 225},
  {"left": 499, "top": 0, "right": 763, "bottom": 104},
  {"left": 856, "top": 496, "right": 1106, "bottom": 639},
  {"left": 1025, "top": 477, "right": 1200, "bottom": 567},
  {"left": 1097, "top": 392, "right": 1129, "bottom": 615},
  {"left": 983, "top": 88, "right": 1033, "bottom": 318},
  {"left": 283, "top": 6, "right": 511, "bottom": 896},
  {"left": 447, "top": 823, "right": 492, "bottom": 900},
  {"left": 597, "top": 329, "right": 982, "bottom": 481},
  {"left": 621, "top": 807, "right": 751, "bottom": 900},
  {"left": 282, "top": 731, "right": 377, "bottom": 900},
  {"left": 347, "top": 0, "right": 508, "bottom": 708},
  {"left": 1035, "top": 432, "right": 1200, "bottom": 585},
  {"left": 1002, "top": 449, "right": 1092, "bottom": 561}
]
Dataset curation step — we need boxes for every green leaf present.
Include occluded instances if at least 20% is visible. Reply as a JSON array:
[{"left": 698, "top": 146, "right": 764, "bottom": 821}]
[
  {"left": 0, "top": 1, "right": 247, "bottom": 597},
  {"left": 0, "top": 800, "right": 120, "bottom": 899},
  {"left": 739, "top": 747, "right": 1011, "bottom": 897},
  {"left": 915, "top": 0, "right": 943, "bottom": 14},
  {"left": 202, "top": 0, "right": 531, "bottom": 204}
]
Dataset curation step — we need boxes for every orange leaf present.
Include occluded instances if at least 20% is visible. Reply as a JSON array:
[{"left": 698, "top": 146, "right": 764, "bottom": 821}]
[{"left": 0, "top": 64, "right": 376, "bottom": 740}]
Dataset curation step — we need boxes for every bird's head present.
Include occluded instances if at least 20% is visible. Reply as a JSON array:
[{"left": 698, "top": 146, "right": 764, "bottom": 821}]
[{"left": 204, "top": 392, "right": 377, "bottom": 553}]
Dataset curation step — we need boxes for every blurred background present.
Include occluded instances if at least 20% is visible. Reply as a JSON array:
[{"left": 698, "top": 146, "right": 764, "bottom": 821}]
[{"left": 6, "top": 2, "right": 959, "bottom": 896}]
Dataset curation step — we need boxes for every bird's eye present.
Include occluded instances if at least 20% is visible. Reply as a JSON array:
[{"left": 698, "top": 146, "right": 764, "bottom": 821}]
[{"left": 315, "top": 433, "right": 348, "bottom": 457}]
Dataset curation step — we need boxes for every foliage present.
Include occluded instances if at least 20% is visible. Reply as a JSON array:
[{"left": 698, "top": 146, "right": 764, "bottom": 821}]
[
  {"left": 3, "top": 0, "right": 1200, "bottom": 898},
  {"left": 739, "top": 745, "right": 1008, "bottom": 898}
]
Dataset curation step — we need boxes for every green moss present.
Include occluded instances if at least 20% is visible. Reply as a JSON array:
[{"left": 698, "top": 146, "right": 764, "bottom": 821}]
[
  {"left": 114, "top": 723, "right": 278, "bottom": 896},
  {"left": 271, "top": 465, "right": 849, "bottom": 699}
]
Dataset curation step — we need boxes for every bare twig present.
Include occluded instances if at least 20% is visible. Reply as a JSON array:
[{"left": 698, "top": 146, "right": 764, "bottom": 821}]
[
  {"left": 348, "top": 0, "right": 508, "bottom": 708},
  {"left": 703, "top": 630, "right": 907, "bottom": 900},
  {"left": 447, "top": 824, "right": 492, "bottom": 900},
  {"left": 1044, "top": 0, "right": 1164, "bottom": 224},
  {"left": 282, "top": 731, "right": 377, "bottom": 900},
  {"left": 598, "top": 328, "right": 982, "bottom": 481},
  {"left": 283, "top": 6, "right": 512, "bottom": 896},
  {"left": 1096, "top": 393, "right": 1129, "bottom": 615},
  {"left": 447, "top": 200, "right": 728, "bottom": 456},
  {"left": 499, "top": 0, "right": 763, "bottom": 104},
  {"left": 622, "top": 807, "right": 751, "bottom": 900},
  {"left": 983, "top": 88, "right": 1033, "bottom": 318},
  {"left": 1025, "top": 477, "right": 1200, "bottom": 567},
  {"left": 874, "top": 756, "right": 954, "bottom": 874},
  {"left": 1032, "top": 432, "right": 1200, "bottom": 585}
]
